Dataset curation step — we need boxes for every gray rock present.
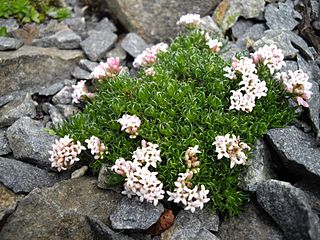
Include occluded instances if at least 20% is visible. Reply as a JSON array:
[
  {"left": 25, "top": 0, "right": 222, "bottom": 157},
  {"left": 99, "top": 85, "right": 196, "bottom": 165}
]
[
  {"left": 121, "top": 33, "right": 149, "bottom": 58},
  {"left": 37, "top": 82, "right": 64, "bottom": 96},
  {"left": 56, "top": 104, "right": 79, "bottom": 118},
  {"left": 297, "top": 55, "right": 320, "bottom": 85},
  {"left": 0, "top": 46, "right": 82, "bottom": 96},
  {"left": 0, "top": 157, "right": 66, "bottom": 193},
  {"left": 231, "top": 19, "right": 254, "bottom": 39},
  {"left": 199, "top": 16, "right": 222, "bottom": 36},
  {"left": 0, "top": 129, "right": 11, "bottom": 156},
  {"left": 106, "top": 46, "right": 127, "bottom": 61},
  {"left": 264, "top": 1, "right": 300, "bottom": 31},
  {"left": 37, "top": 19, "right": 69, "bottom": 39},
  {"left": 0, "top": 37, "right": 23, "bottom": 51},
  {"left": 110, "top": 197, "right": 164, "bottom": 230},
  {"left": 266, "top": 126, "right": 320, "bottom": 178},
  {"left": 52, "top": 86, "right": 74, "bottom": 105},
  {"left": 283, "top": 60, "right": 298, "bottom": 72},
  {"left": 240, "top": 140, "right": 275, "bottom": 192},
  {"left": 87, "top": 216, "right": 134, "bottom": 240},
  {"left": 254, "top": 30, "right": 314, "bottom": 60},
  {"left": 6, "top": 117, "right": 56, "bottom": 169},
  {"left": 79, "top": 59, "right": 99, "bottom": 72},
  {"left": 236, "top": 23, "right": 266, "bottom": 50},
  {"left": 0, "top": 91, "right": 24, "bottom": 108},
  {"left": 310, "top": 0, "right": 319, "bottom": 20},
  {"left": 161, "top": 210, "right": 219, "bottom": 240},
  {"left": 217, "top": 201, "right": 284, "bottom": 240},
  {"left": 106, "top": 0, "right": 220, "bottom": 42},
  {"left": 97, "top": 164, "right": 122, "bottom": 193},
  {"left": 47, "top": 104, "right": 65, "bottom": 126},
  {"left": 71, "top": 66, "right": 92, "bottom": 80},
  {"left": 64, "top": 17, "right": 86, "bottom": 36},
  {"left": 0, "top": 177, "right": 122, "bottom": 239},
  {"left": 257, "top": 180, "right": 320, "bottom": 240},
  {"left": 0, "top": 184, "right": 17, "bottom": 222},
  {"left": 71, "top": 165, "right": 88, "bottom": 179},
  {"left": 80, "top": 30, "right": 117, "bottom": 61},
  {"left": 0, "top": 18, "right": 19, "bottom": 33},
  {"left": 0, "top": 93, "right": 37, "bottom": 128},
  {"left": 307, "top": 80, "right": 320, "bottom": 142},
  {"left": 213, "top": 0, "right": 265, "bottom": 32},
  {"left": 220, "top": 42, "right": 242, "bottom": 61},
  {"left": 95, "top": 18, "right": 117, "bottom": 32},
  {"left": 313, "top": 20, "right": 320, "bottom": 31},
  {"left": 295, "top": 178, "right": 320, "bottom": 215},
  {"left": 191, "top": 207, "right": 219, "bottom": 232}
]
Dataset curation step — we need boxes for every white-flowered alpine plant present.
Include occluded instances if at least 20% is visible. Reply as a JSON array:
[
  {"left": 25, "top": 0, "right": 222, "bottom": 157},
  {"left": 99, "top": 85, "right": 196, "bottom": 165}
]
[
  {"left": 176, "top": 13, "right": 204, "bottom": 29},
  {"left": 117, "top": 114, "right": 141, "bottom": 139},
  {"left": 71, "top": 80, "right": 94, "bottom": 104},
  {"left": 91, "top": 57, "right": 122, "bottom": 80},
  {"left": 85, "top": 136, "right": 107, "bottom": 160}
]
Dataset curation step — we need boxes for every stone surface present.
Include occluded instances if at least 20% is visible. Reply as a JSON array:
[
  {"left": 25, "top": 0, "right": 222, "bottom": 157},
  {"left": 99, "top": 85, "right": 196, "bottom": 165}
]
[
  {"left": 0, "top": 37, "right": 23, "bottom": 51},
  {"left": 307, "top": 80, "right": 320, "bottom": 141},
  {"left": 52, "top": 86, "right": 74, "bottom": 105},
  {"left": 0, "top": 46, "right": 82, "bottom": 96},
  {"left": 231, "top": 19, "right": 254, "bottom": 39},
  {"left": 0, "top": 157, "right": 66, "bottom": 193},
  {"left": 217, "top": 201, "right": 284, "bottom": 240},
  {"left": 0, "top": 93, "right": 37, "bottom": 128},
  {"left": 106, "top": 46, "right": 127, "bottom": 61},
  {"left": 199, "top": 16, "right": 222, "bottom": 36},
  {"left": 33, "top": 29, "right": 81, "bottom": 49},
  {"left": 0, "top": 129, "right": 11, "bottom": 156},
  {"left": 161, "top": 210, "right": 219, "bottom": 240},
  {"left": 121, "top": 32, "right": 149, "bottom": 58},
  {"left": 80, "top": 30, "right": 117, "bottom": 61},
  {"left": 79, "top": 59, "right": 99, "bottom": 72},
  {"left": 254, "top": 30, "right": 314, "bottom": 60},
  {"left": 110, "top": 197, "right": 164, "bottom": 230},
  {"left": 64, "top": 17, "right": 86, "bottom": 36},
  {"left": 56, "top": 104, "right": 79, "bottom": 118},
  {"left": 47, "top": 103, "right": 65, "bottom": 126},
  {"left": 213, "top": 0, "right": 265, "bottom": 32},
  {"left": 283, "top": 60, "right": 298, "bottom": 72},
  {"left": 295, "top": 178, "right": 320, "bottom": 215},
  {"left": 37, "top": 82, "right": 64, "bottom": 96},
  {"left": 97, "top": 164, "right": 122, "bottom": 193},
  {"left": 220, "top": 42, "right": 241, "bottom": 60},
  {"left": 0, "top": 184, "right": 17, "bottom": 223},
  {"left": 240, "top": 140, "right": 275, "bottom": 192},
  {"left": 0, "top": 91, "right": 24, "bottom": 108},
  {"left": 264, "top": 1, "right": 300, "bottom": 31},
  {"left": 95, "top": 18, "right": 117, "bottom": 32},
  {"left": 6, "top": 117, "right": 56, "bottom": 169},
  {"left": 0, "top": 18, "right": 19, "bottom": 33},
  {"left": 266, "top": 126, "right": 320, "bottom": 178},
  {"left": 257, "top": 180, "right": 320, "bottom": 240},
  {"left": 106, "top": 0, "right": 220, "bottom": 42},
  {"left": 87, "top": 216, "right": 134, "bottom": 240},
  {"left": 71, "top": 66, "right": 92, "bottom": 80},
  {"left": 0, "top": 177, "right": 122, "bottom": 239},
  {"left": 236, "top": 23, "right": 266, "bottom": 49}
]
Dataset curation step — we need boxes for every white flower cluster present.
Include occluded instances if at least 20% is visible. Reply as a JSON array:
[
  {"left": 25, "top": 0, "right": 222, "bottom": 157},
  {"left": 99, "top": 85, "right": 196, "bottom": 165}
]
[
  {"left": 176, "top": 13, "right": 204, "bottom": 29},
  {"left": 276, "top": 69, "right": 313, "bottom": 108},
  {"left": 213, "top": 134, "right": 250, "bottom": 169},
  {"left": 184, "top": 145, "right": 201, "bottom": 172},
  {"left": 85, "top": 136, "right": 107, "bottom": 160},
  {"left": 49, "top": 135, "right": 86, "bottom": 171},
  {"left": 133, "top": 42, "right": 168, "bottom": 69},
  {"left": 90, "top": 57, "right": 122, "bottom": 80},
  {"left": 111, "top": 140, "right": 164, "bottom": 206},
  {"left": 71, "top": 80, "right": 94, "bottom": 104},
  {"left": 224, "top": 57, "right": 268, "bottom": 112},
  {"left": 167, "top": 170, "right": 210, "bottom": 213},
  {"left": 205, "top": 33, "right": 222, "bottom": 53},
  {"left": 251, "top": 44, "right": 285, "bottom": 74},
  {"left": 117, "top": 114, "right": 141, "bottom": 139},
  {"left": 132, "top": 139, "right": 162, "bottom": 168}
]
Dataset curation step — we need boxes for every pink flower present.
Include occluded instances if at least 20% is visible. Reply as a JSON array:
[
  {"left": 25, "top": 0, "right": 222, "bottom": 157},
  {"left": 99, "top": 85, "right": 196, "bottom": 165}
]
[
  {"left": 91, "top": 57, "right": 122, "bottom": 80},
  {"left": 72, "top": 80, "right": 94, "bottom": 104}
]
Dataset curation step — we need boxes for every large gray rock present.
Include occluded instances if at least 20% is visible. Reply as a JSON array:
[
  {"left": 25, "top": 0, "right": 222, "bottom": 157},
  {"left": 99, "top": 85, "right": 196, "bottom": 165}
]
[
  {"left": 33, "top": 29, "right": 81, "bottom": 49},
  {"left": 0, "top": 46, "right": 82, "bottom": 96},
  {"left": 295, "top": 178, "right": 320, "bottom": 215},
  {"left": 217, "top": 200, "right": 284, "bottom": 240},
  {"left": 0, "top": 177, "right": 122, "bottom": 239},
  {"left": 110, "top": 197, "right": 164, "bottom": 230},
  {"left": 199, "top": 16, "right": 222, "bottom": 36},
  {"left": 266, "top": 126, "right": 320, "bottom": 178},
  {"left": 161, "top": 210, "right": 219, "bottom": 240},
  {"left": 0, "top": 93, "right": 37, "bottom": 128},
  {"left": 236, "top": 23, "right": 266, "bottom": 50},
  {"left": 80, "top": 30, "right": 117, "bottom": 61},
  {"left": 71, "top": 66, "right": 92, "bottom": 80},
  {"left": 121, "top": 32, "right": 149, "bottom": 58},
  {"left": 106, "top": 46, "right": 127, "bottom": 62},
  {"left": 254, "top": 30, "right": 314, "bottom": 60},
  {"left": 0, "top": 129, "right": 11, "bottom": 156},
  {"left": 240, "top": 140, "right": 275, "bottom": 192},
  {"left": 307, "top": 80, "right": 320, "bottom": 142},
  {"left": 52, "top": 85, "right": 74, "bottom": 105},
  {"left": 6, "top": 117, "right": 56, "bottom": 169},
  {"left": 0, "top": 184, "right": 17, "bottom": 223},
  {"left": 106, "top": 0, "right": 220, "bottom": 42},
  {"left": 231, "top": 19, "right": 254, "bottom": 39},
  {"left": 64, "top": 17, "right": 86, "bottom": 36},
  {"left": 0, "top": 37, "right": 23, "bottom": 51},
  {"left": 79, "top": 59, "right": 99, "bottom": 72},
  {"left": 0, "top": 157, "right": 66, "bottom": 193},
  {"left": 95, "top": 18, "right": 117, "bottom": 32},
  {"left": 264, "top": 1, "right": 300, "bottom": 31},
  {"left": 257, "top": 180, "right": 320, "bottom": 240},
  {"left": 213, "top": 0, "right": 265, "bottom": 32}
]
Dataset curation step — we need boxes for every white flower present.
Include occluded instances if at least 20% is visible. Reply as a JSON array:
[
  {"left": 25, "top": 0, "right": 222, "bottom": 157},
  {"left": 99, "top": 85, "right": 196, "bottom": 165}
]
[
  {"left": 49, "top": 135, "right": 86, "bottom": 171},
  {"left": 213, "top": 134, "right": 250, "bottom": 168},
  {"left": 206, "top": 38, "right": 223, "bottom": 53},
  {"left": 133, "top": 42, "right": 168, "bottom": 68},
  {"left": 71, "top": 80, "right": 94, "bottom": 104},
  {"left": 176, "top": 13, "right": 203, "bottom": 29},
  {"left": 145, "top": 67, "right": 156, "bottom": 76},
  {"left": 184, "top": 145, "right": 201, "bottom": 170},
  {"left": 132, "top": 140, "right": 162, "bottom": 168},
  {"left": 85, "top": 136, "right": 107, "bottom": 160},
  {"left": 117, "top": 114, "right": 141, "bottom": 138}
]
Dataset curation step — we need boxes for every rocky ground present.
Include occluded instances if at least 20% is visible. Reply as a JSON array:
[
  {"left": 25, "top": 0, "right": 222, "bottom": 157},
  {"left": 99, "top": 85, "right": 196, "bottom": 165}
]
[{"left": 0, "top": 0, "right": 320, "bottom": 239}]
